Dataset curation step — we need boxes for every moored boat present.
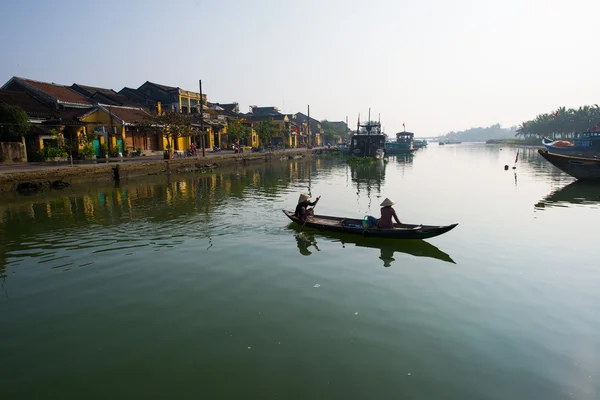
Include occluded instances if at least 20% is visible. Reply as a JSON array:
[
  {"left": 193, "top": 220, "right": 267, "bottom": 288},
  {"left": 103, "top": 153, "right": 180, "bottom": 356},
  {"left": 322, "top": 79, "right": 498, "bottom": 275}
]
[
  {"left": 349, "top": 113, "right": 386, "bottom": 159},
  {"left": 439, "top": 139, "right": 461, "bottom": 145},
  {"left": 282, "top": 210, "right": 458, "bottom": 239},
  {"left": 413, "top": 139, "right": 428, "bottom": 149},
  {"left": 538, "top": 148, "right": 600, "bottom": 180},
  {"left": 385, "top": 132, "right": 415, "bottom": 155},
  {"left": 541, "top": 133, "right": 600, "bottom": 156}
]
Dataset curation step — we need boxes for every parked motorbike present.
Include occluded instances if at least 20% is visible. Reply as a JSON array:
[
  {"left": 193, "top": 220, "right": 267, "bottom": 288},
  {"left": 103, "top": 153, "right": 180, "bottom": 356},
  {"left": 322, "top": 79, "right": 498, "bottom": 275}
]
[{"left": 213, "top": 145, "right": 221, "bottom": 153}]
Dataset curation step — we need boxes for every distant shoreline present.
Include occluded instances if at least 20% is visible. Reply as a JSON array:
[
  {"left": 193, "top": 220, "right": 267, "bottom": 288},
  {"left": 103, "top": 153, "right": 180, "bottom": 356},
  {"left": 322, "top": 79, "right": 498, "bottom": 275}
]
[{"left": 485, "top": 138, "right": 540, "bottom": 145}]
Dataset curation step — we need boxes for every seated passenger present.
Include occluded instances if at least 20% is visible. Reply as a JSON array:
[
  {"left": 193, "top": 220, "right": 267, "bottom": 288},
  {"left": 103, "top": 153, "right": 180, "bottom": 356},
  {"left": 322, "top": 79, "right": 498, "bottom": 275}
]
[{"left": 377, "top": 198, "right": 401, "bottom": 228}]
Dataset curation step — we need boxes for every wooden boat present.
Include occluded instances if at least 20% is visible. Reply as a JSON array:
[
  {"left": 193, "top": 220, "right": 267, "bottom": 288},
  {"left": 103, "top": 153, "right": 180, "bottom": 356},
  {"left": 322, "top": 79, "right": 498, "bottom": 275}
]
[
  {"left": 538, "top": 149, "right": 600, "bottom": 180},
  {"left": 283, "top": 210, "right": 458, "bottom": 239}
]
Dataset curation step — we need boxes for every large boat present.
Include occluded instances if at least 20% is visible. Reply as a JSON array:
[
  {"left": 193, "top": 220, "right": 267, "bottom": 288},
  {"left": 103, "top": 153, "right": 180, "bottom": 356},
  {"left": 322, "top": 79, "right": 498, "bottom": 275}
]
[
  {"left": 349, "top": 115, "right": 385, "bottom": 159},
  {"left": 385, "top": 132, "right": 415, "bottom": 155},
  {"left": 538, "top": 148, "right": 600, "bottom": 180},
  {"left": 282, "top": 210, "right": 458, "bottom": 239},
  {"left": 541, "top": 132, "right": 600, "bottom": 156}
]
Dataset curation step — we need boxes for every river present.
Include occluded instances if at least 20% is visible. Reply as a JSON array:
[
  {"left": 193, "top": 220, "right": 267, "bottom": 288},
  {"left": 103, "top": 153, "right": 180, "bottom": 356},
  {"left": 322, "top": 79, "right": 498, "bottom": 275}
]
[{"left": 1, "top": 143, "right": 598, "bottom": 399}]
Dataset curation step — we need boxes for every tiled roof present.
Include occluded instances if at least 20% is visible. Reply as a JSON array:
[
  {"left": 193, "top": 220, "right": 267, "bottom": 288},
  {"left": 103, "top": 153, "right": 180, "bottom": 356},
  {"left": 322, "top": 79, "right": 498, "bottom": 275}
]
[
  {"left": 14, "top": 77, "right": 92, "bottom": 106},
  {"left": 91, "top": 92, "right": 146, "bottom": 107},
  {"left": 71, "top": 84, "right": 117, "bottom": 97},
  {"left": 118, "top": 87, "right": 153, "bottom": 104},
  {"left": 60, "top": 108, "right": 94, "bottom": 119},
  {"left": 0, "top": 89, "right": 56, "bottom": 119},
  {"left": 100, "top": 105, "right": 153, "bottom": 125},
  {"left": 145, "top": 81, "right": 178, "bottom": 92}
]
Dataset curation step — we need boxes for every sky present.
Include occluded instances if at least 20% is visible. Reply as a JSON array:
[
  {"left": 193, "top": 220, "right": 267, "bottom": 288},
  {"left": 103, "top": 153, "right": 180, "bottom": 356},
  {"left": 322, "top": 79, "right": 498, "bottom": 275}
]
[{"left": 1, "top": 0, "right": 599, "bottom": 136}]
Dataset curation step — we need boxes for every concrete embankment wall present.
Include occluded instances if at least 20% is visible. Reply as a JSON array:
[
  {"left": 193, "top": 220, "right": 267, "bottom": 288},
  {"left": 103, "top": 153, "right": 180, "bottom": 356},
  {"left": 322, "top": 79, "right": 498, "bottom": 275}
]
[
  {"left": 0, "top": 142, "right": 26, "bottom": 164},
  {"left": 0, "top": 150, "right": 314, "bottom": 193}
]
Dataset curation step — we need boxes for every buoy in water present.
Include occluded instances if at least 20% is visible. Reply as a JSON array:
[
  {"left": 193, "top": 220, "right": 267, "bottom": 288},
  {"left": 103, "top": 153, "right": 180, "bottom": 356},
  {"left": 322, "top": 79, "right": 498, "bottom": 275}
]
[{"left": 504, "top": 165, "right": 509, "bottom": 170}]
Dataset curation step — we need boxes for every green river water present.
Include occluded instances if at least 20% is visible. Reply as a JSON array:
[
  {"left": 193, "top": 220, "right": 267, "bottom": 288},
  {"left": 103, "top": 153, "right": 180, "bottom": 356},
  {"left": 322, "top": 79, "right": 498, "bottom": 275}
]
[{"left": 1, "top": 144, "right": 599, "bottom": 399}]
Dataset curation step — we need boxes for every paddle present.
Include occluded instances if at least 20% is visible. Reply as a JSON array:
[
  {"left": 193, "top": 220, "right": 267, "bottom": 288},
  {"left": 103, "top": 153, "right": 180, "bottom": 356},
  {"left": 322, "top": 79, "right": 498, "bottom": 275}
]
[{"left": 300, "top": 195, "right": 321, "bottom": 232}]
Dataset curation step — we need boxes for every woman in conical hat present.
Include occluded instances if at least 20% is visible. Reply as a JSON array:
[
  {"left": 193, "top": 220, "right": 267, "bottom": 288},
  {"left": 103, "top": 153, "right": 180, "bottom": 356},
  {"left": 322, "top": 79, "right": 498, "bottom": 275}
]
[
  {"left": 294, "top": 193, "right": 321, "bottom": 221},
  {"left": 377, "top": 197, "right": 401, "bottom": 228}
]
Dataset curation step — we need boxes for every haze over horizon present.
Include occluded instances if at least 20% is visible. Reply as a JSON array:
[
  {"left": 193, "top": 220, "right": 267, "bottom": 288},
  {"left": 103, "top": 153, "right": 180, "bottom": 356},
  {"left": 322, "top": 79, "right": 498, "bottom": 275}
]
[{"left": 1, "top": 0, "right": 598, "bottom": 136}]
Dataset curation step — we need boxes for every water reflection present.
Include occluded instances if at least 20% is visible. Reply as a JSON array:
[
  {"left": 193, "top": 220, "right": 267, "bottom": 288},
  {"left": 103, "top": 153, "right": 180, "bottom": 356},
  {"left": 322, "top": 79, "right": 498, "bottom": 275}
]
[
  {"left": 535, "top": 181, "right": 600, "bottom": 209},
  {"left": 291, "top": 225, "right": 455, "bottom": 267},
  {"left": 349, "top": 161, "right": 386, "bottom": 207},
  {"left": 388, "top": 152, "right": 414, "bottom": 165},
  {"left": 0, "top": 158, "right": 336, "bottom": 276}
]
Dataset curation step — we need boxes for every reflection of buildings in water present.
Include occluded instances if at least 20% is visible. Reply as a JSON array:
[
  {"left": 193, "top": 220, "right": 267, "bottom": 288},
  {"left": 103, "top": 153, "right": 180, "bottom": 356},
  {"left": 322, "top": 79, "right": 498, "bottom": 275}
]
[
  {"left": 349, "top": 161, "right": 387, "bottom": 205},
  {"left": 535, "top": 181, "right": 600, "bottom": 209},
  {"left": 291, "top": 226, "right": 455, "bottom": 267}
]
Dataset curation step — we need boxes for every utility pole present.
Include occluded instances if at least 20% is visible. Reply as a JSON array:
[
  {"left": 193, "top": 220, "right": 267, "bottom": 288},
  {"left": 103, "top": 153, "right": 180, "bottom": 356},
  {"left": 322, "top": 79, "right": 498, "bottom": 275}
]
[
  {"left": 307, "top": 104, "right": 311, "bottom": 146},
  {"left": 199, "top": 79, "right": 205, "bottom": 157}
]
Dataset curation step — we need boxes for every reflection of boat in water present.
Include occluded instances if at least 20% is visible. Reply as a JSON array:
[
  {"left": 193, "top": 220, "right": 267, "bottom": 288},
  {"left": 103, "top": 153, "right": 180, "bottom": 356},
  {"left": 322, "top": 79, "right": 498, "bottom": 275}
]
[
  {"left": 538, "top": 149, "right": 600, "bottom": 180},
  {"left": 535, "top": 181, "right": 600, "bottom": 209},
  {"left": 290, "top": 224, "right": 455, "bottom": 266},
  {"left": 283, "top": 210, "right": 458, "bottom": 240}
]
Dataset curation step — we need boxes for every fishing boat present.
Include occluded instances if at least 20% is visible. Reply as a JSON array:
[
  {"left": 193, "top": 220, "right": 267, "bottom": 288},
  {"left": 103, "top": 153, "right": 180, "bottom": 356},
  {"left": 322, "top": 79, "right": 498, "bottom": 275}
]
[
  {"left": 349, "top": 110, "right": 386, "bottom": 159},
  {"left": 385, "top": 132, "right": 415, "bottom": 155},
  {"left": 282, "top": 210, "right": 458, "bottom": 239},
  {"left": 538, "top": 148, "right": 600, "bottom": 180},
  {"left": 541, "top": 132, "right": 600, "bottom": 156}
]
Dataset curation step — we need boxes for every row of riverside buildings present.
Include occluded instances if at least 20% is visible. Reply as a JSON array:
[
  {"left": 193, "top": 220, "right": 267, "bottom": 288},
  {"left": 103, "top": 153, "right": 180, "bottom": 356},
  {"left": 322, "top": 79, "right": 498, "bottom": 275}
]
[{"left": 0, "top": 76, "right": 348, "bottom": 161}]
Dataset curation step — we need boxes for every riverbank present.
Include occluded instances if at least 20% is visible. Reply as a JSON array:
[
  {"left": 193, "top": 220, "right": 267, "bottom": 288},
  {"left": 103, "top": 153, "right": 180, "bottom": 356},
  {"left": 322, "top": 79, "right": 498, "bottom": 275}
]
[
  {"left": 485, "top": 138, "right": 540, "bottom": 145},
  {"left": 0, "top": 149, "right": 317, "bottom": 193}
]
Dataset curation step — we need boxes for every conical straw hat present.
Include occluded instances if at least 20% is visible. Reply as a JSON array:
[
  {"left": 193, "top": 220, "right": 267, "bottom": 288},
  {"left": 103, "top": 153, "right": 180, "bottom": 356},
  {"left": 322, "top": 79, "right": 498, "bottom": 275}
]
[{"left": 380, "top": 198, "right": 395, "bottom": 207}]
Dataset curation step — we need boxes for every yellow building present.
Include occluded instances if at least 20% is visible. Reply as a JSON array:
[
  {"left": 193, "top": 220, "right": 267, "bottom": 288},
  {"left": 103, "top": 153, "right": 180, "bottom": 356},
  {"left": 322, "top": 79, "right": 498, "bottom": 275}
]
[{"left": 80, "top": 105, "right": 158, "bottom": 156}]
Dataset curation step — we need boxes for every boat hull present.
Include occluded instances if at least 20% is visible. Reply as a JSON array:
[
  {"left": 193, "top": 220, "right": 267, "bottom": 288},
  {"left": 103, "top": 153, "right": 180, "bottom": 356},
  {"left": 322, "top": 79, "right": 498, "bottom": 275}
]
[
  {"left": 538, "top": 149, "right": 600, "bottom": 180},
  {"left": 283, "top": 210, "right": 458, "bottom": 239},
  {"left": 384, "top": 143, "right": 415, "bottom": 154}
]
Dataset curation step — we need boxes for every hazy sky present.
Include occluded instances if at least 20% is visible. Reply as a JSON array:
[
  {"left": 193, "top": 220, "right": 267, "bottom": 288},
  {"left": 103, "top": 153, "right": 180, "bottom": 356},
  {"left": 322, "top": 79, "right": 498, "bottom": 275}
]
[{"left": 1, "top": 0, "right": 599, "bottom": 136}]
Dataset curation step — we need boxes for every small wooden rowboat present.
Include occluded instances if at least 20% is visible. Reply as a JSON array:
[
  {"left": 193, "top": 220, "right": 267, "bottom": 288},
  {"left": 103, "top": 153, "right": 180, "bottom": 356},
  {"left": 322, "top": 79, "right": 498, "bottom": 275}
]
[{"left": 282, "top": 210, "right": 458, "bottom": 239}]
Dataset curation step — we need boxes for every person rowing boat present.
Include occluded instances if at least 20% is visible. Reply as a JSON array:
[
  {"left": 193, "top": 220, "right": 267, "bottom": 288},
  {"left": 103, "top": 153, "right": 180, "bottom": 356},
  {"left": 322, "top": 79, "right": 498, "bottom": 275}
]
[{"left": 294, "top": 193, "right": 321, "bottom": 222}]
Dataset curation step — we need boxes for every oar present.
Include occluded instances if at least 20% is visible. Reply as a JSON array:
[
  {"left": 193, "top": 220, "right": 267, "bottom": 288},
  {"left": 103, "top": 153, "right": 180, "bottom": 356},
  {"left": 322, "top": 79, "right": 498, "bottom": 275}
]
[{"left": 300, "top": 196, "right": 320, "bottom": 232}]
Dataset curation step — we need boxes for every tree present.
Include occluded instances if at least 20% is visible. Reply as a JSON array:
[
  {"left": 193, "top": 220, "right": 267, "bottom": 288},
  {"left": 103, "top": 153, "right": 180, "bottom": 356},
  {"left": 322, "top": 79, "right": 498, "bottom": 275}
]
[
  {"left": 321, "top": 120, "right": 348, "bottom": 144},
  {"left": 255, "top": 117, "right": 278, "bottom": 146},
  {"left": 140, "top": 111, "right": 195, "bottom": 151},
  {"left": 516, "top": 104, "right": 600, "bottom": 139},
  {"left": 226, "top": 119, "right": 250, "bottom": 144},
  {"left": 0, "top": 104, "right": 31, "bottom": 139}
]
